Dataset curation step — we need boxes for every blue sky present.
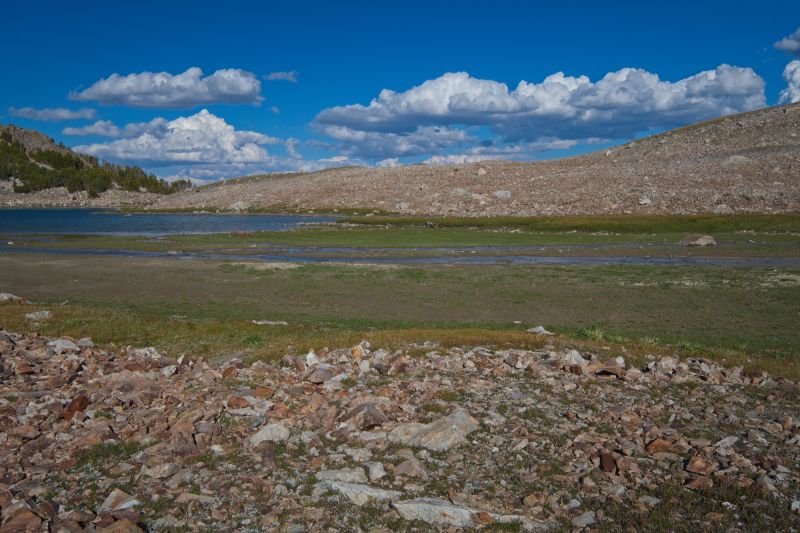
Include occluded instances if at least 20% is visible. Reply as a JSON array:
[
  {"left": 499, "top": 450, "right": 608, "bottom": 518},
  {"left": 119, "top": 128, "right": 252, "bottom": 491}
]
[{"left": 2, "top": 1, "right": 799, "bottom": 182}]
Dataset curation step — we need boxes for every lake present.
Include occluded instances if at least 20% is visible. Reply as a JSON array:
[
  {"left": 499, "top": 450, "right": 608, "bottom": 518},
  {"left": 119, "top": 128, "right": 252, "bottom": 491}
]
[{"left": 0, "top": 208, "right": 335, "bottom": 236}]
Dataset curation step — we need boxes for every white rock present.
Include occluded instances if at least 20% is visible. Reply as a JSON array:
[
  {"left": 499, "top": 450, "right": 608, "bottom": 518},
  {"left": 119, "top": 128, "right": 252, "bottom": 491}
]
[
  {"left": 656, "top": 356, "right": 677, "bottom": 372},
  {"left": 680, "top": 235, "right": 716, "bottom": 247},
  {"left": 364, "top": 461, "right": 387, "bottom": 481},
  {"left": 306, "top": 350, "right": 320, "bottom": 367},
  {"left": 252, "top": 320, "right": 289, "bottom": 326},
  {"left": 316, "top": 480, "right": 401, "bottom": 506},
  {"left": 25, "top": 310, "right": 51, "bottom": 321},
  {"left": 160, "top": 365, "right": 178, "bottom": 378},
  {"left": 492, "top": 190, "right": 511, "bottom": 200},
  {"left": 527, "top": 326, "right": 553, "bottom": 335},
  {"left": 132, "top": 347, "right": 162, "bottom": 360},
  {"left": 388, "top": 409, "right": 478, "bottom": 451},
  {"left": 315, "top": 467, "right": 368, "bottom": 484},
  {"left": 393, "top": 498, "right": 544, "bottom": 530},
  {"left": 229, "top": 200, "right": 250, "bottom": 211},
  {"left": 47, "top": 338, "right": 79, "bottom": 352},
  {"left": 77, "top": 337, "right": 94, "bottom": 348},
  {"left": 638, "top": 495, "right": 661, "bottom": 507},
  {"left": 249, "top": 423, "right": 290, "bottom": 446},
  {"left": 714, "top": 436, "right": 739, "bottom": 449},
  {"left": 356, "top": 431, "right": 387, "bottom": 442},
  {"left": 571, "top": 510, "right": 596, "bottom": 528},
  {"left": 0, "top": 292, "right": 22, "bottom": 302},
  {"left": 143, "top": 463, "right": 178, "bottom": 479},
  {"left": 561, "top": 350, "right": 587, "bottom": 367},
  {"left": 393, "top": 498, "right": 474, "bottom": 527},
  {"left": 341, "top": 445, "right": 373, "bottom": 462}
]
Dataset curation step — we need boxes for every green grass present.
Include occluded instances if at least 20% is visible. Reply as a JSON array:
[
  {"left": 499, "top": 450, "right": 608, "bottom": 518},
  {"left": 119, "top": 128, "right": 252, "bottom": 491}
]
[
  {"left": 1, "top": 254, "right": 798, "bottom": 362},
  {"left": 582, "top": 480, "right": 800, "bottom": 532},
  {"left": 340, "top": 213, "right": 800, "bottom": 234},
  {"left": 74, "top": 440, "right": 142, "bottom": 467}
]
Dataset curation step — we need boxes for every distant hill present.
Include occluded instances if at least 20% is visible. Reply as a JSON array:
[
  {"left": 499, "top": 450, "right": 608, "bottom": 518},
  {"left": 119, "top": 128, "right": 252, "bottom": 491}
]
[
  {"left": 0, "top": 124, "right": 191, "bottom": 197},
  {"left": 151, "top": 102, "right": 800, "bottom": 216}
]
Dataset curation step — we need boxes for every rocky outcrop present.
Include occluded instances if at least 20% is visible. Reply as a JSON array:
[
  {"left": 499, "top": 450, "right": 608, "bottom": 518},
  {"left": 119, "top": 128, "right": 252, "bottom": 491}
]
[{"left": 1, "top": 325, "right": 799, "bottom": 530}]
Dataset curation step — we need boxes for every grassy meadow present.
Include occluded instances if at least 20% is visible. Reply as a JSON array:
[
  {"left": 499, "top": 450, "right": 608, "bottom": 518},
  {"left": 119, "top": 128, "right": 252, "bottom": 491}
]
[{"left": 1, "top": 213, "right": 798, "bottom": 379}]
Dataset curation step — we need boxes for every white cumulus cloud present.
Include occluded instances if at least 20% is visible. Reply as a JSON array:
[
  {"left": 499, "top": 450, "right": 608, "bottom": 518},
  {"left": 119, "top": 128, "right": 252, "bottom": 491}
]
[
  {"left": 316, "top": 124, "right": 474, "bottom": 159},
  {"left": 69, "top": 110, "right": 356, "bottom": 181},
  {"left": 70, "top": 67, "right": 263, "bottom": 108},
  {"left": 779, "top": 60, "right": 800, "bottom": 104},
  {"left": 265, "top": 71, "right": 299, "bottom": 82},
  {"left": 775, "top": 28, "right": 800, "bottom": 56},
  {"left": 62, "top": 117, "right": 170, "bottom": 138},
  {"left": 73, "top": 109, "right": 279, "bottom": 166},
  {"left": 9, "top": 107, "right": 96, "bottom": 121},
  {"left": 313, "top": 66, "right": 765, "bottom": 158}
]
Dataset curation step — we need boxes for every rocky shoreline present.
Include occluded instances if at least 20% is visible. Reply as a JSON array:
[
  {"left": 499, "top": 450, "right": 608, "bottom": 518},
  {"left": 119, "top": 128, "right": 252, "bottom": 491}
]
[
  {"left": 1, "top": 322, "right": 798, "bottom": 531},
  {"left": 0, "top": 185, "right": 158, "bottom": 209}
]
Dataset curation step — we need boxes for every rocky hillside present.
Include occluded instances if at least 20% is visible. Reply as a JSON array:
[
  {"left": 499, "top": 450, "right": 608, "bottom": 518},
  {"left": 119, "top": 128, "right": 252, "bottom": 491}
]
[
  {"left": 0, "top": 186, "right": 161, "bottom": 209},
  {"left": 0, "top": 125, "right": 83, "bottom": 159},
  {"left": 0, "top": 124, "right": 190, "bottom": 201},
  {"left": 152, "top": 102, "right": 800, "bottom": 216},
  {"left": 0, "top": 320, "right": 798, "bottom": 531}
]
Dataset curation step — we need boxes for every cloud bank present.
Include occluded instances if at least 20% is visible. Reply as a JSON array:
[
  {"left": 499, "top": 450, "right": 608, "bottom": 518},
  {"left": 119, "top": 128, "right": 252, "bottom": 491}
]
[
  {"left": 313, "top": 66, "right": 765, "bottom": 160},
  {"left": 9, "top": 107, "right": 96, "bottom": 121},
  {"left": 70, "top": 67, "right": 263, "bottom": 108}
]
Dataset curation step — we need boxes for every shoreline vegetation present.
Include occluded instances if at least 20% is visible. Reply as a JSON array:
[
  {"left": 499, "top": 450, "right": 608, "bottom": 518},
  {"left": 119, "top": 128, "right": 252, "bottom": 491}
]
[{"left": 1, "top": 295, "right": 797, "bottom": 381}]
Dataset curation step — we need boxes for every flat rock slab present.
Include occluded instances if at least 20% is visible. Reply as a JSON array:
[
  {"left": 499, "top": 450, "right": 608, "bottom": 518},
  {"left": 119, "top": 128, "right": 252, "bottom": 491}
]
[
  {"left": 316, "top": 480, "right": 402, "bottom": 506},
  {"left": 393, "top": 498, "right": 549, "bottom": 530},
  {"left": 388, "top": 409, "right": 478, "bottom": 451},
  {"left": 249, "top": 422, "right": 290, "bottom": 446},
  {"left": 47, "top": 338, "right": 79, "bottom": 352},
  {"left": 680, "top": 235, "right": 717, "bottom": 246},
  {"left": 315, "top": 467, "right": 368, "bottom": 483}
]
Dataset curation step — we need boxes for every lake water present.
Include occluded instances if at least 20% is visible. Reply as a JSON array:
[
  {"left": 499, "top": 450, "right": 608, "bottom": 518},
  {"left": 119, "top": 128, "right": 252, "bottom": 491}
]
[
  {"left": 0, "top": 208, "right": 335, "bottom": 236},
  {"left": 1, "top": 208, "right": 798, "bottom": 267}
]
